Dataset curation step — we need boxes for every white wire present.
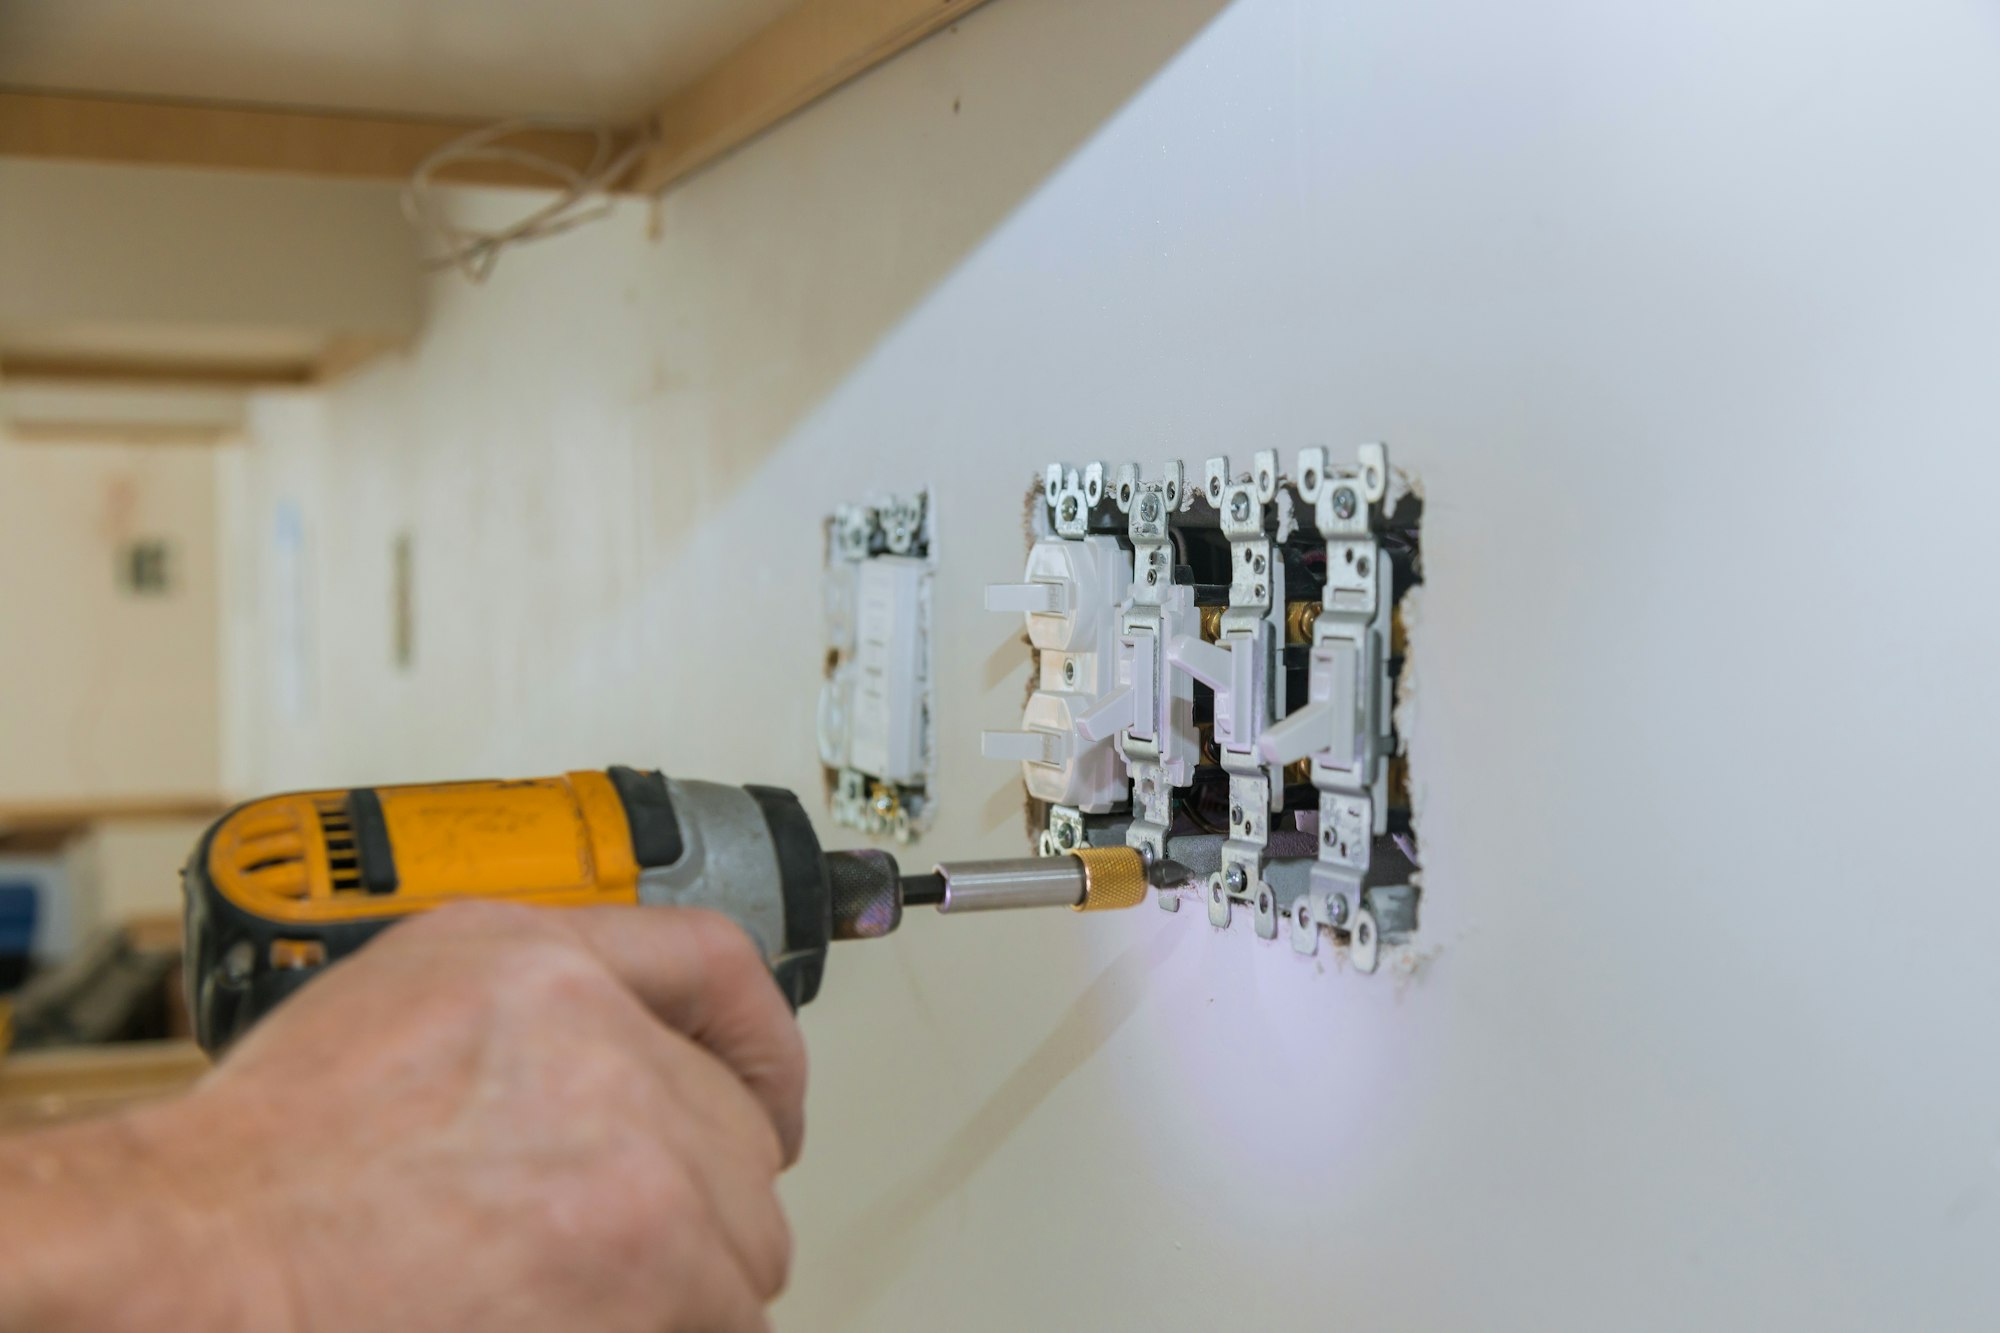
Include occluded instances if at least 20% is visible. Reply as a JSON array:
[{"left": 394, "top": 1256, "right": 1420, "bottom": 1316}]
[{"left": 401, "top": 117, "right": 653, "bottom": 283}]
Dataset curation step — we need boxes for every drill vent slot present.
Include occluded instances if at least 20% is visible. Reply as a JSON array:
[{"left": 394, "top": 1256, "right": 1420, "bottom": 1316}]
[
  {"left": 315, "top": 798, "right": 364, "bottom": 894},
  {"left": 227, "top": 806, "right": 312, "bottom": 899}
]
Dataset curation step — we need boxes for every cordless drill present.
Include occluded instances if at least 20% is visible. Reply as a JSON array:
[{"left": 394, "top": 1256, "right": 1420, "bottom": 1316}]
[{"left": 184, "top": 767, "right": 1188, "bottom": 1052}]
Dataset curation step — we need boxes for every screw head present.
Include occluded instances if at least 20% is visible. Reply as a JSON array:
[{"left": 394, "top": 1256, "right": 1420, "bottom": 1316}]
[
  {"left": 1224, "top": 864, "right": 1248, "bottom": 893},
  {"left": 1229, "top": 492, "right": 1253, "bottom": 523},
  {"left": 1060, "top": 496, "right": 1080, "bottom": 523},
  {"left": 1138, "top": 492, "right": 1162, "bottom": 523},
  {"left": 1230, "top": 804, "right": 1244, "bottom": 826},
  {"left": 1328, "top": 895, "right": 1350, "bottom": 926},
  {"left": 1146, "top": 568, "right": 1158, "bottom": 585},
  {"left": 1332, "top": 487, "right": 1359, "bottom": 520}
]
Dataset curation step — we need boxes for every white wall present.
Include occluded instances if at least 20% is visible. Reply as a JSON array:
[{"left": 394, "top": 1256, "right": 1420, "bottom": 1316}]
[
  {"left": 0, "top": 440, "right": 222, "bottom": 804},
  {"left": 227, "top": 1, "right": 2000, "bottom": 1327}
]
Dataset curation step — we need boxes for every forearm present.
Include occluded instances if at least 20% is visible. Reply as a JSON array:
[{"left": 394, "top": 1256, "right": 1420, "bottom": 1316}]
[{"left": 0, "top": 1095, "right": 293, "bottom": 1331}]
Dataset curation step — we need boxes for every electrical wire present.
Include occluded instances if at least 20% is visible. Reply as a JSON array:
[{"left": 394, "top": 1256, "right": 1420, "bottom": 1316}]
[{"left": 401, "top": 117, "right": 653, "bottom": 283}]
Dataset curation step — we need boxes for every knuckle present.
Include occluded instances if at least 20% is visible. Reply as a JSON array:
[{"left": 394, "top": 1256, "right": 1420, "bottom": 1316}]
[
  {"left": 613, "top": 1147, "right": 707, "bottom": 1257},
  {"left": 683, "top": 909, "right": 768, "bottom": 980},
  {"left": 394, "top": 898, "right": 548, "bottom": 945}
]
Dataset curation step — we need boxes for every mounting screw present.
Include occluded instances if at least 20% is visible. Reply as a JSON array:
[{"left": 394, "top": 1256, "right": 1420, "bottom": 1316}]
[
  {"left": 1224, "top": 864, "right": 1247, "bottom": 894},
  {"left": 1138, "top": 493, "right": 1162, "bottom": 523},
  {"left": 1146, "top": 568, "right": 1158, "bottom": 585},
  {"left": 1332, "top": 487, "right": 1358, "bottom": 520},
  {"left": 1230, "top": 492, "right": 1252, "bottom": 523},
  {"left": 1328, "top": 895, "right": 1349, "bottom": 926},
  {"left": 1060, "top": 496, "right": 1080, "bottom": 523},
  {"left": 1230, "top": 804, "right": 1244, "bottom": 827}
]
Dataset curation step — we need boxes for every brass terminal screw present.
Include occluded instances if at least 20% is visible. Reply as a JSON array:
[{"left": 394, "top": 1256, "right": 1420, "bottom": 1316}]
[{"left": 1286, "top": 600, "right": 1321, "bottom": 645}]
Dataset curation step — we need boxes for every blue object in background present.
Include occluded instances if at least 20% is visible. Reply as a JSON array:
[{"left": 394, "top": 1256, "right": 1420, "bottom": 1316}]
[
  {"left": 0, "top": 883, "right": 38, "bottom": 954},
  {"left": 0, "top": 883, "right": 38, "bottom": 990}
]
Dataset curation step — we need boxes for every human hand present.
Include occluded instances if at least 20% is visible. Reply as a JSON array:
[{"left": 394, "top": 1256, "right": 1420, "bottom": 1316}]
[{"left": 0, "top": 901, "right": 807, "bottom": 1333}]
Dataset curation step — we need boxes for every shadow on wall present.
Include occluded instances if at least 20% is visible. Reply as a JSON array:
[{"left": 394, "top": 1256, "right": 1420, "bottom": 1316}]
[
  {"left": 804, "top": 921, "right": 1187, "bottom": 1329},
  {"left": 635, "top": 0, "right": 1238, "bottom": 539}
]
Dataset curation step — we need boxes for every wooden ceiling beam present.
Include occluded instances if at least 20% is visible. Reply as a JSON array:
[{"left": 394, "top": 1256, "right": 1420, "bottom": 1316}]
[
  {"left": 623, "top": 0, "right": 1000, "bottom": 195},
  {"left": 0, "top": 88, "right": 636, "bottom": 190}
]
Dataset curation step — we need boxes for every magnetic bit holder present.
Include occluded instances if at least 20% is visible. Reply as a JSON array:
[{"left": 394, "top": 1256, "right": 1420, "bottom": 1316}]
[{"left": 931, "top": 846, "right": 1173, "bottom": 915}]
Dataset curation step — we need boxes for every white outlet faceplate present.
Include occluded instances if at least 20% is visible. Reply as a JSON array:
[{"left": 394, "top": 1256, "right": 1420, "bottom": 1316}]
[{"left": 821, "top": 491, "right": 933, "bottom": 843}]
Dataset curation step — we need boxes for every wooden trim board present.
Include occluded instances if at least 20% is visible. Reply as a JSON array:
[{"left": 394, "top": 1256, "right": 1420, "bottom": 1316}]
[
  {"left": 624, "top": 0, "right": 1000, "bottom": 194},
  {"left": 0, "top": 89, "right": 634, "bottom": 190},
  {"left": 3, "top": 0, "right": 1004, "bottom": 194},
  {"left": 0, "top": 353, "right": 316, "bottom": 389},
  {"left": 0, "top": 1042, "right": 208, "bottom": 1130},
  {"left": 0, "top": 797, "right": 229, "bottom": 837}
]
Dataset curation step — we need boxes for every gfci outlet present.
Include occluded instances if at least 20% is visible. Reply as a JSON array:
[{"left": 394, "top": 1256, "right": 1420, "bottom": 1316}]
[
  {"left": 983, "top": 447, "right": 1423, "bottom": 971},
  {"left": 820, "top": 491, "right": 934, "bottom": 843}
]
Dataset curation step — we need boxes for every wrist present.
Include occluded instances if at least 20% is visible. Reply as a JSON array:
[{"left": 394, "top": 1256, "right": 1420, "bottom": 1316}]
[{"left": 0, "top": 1089, "right": 298, "bottom": 1332}]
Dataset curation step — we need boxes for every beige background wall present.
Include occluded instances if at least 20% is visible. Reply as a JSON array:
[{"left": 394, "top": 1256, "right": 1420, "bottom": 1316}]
[
  {"left": 221, "top": 0, "right": 2000, "bottom": 1327},
  {"left": 0, "top": 440, "right": 222, "bottom": 805}
]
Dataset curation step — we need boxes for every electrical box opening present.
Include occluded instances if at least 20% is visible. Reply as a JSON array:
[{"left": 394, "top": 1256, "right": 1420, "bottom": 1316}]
[{"left": 983, "top": 447, "right": 1422, "bottom": 970}]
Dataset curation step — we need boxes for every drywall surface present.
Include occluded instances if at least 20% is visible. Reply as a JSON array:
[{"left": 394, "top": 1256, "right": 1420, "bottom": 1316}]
[
  {"left": 0, "top": 441, "right": 222, "bottom": 804},
  {"left": 225, "top": 0, "right": 2000, "bottom": 1327}
]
